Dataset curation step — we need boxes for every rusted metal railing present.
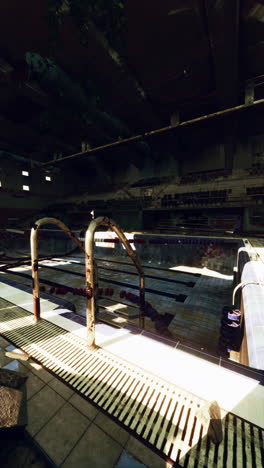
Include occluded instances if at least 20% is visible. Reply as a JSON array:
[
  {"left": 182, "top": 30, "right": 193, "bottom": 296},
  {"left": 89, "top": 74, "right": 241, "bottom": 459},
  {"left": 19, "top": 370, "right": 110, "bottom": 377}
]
[
  {"left": 31, "top": 217, "right": 85, "bottom": 322},
  {"left": 85, "top": 217, "right": 145, "bottom": 349},
  {"left": 31, "top": 216, "right": 145, "bottom": 351}
]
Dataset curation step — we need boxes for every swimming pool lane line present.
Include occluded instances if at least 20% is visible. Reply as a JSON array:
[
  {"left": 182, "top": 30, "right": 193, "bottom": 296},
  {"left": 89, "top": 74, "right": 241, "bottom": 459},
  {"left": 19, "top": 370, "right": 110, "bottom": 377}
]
[
  {"left": 38, "top": 262, "right": 195, "bottom": 288},
  {"left": 4, "top": 269, "right": 188, "bottom": 303},
  {"left": 57, "top": 255, "right": 201, "bottom": 277}
]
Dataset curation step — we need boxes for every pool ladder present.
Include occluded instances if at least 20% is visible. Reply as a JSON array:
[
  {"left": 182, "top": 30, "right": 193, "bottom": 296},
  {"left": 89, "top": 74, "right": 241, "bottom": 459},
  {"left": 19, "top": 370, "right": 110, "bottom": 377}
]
[{"left": 31, "top": 216, "right": 145, "bottom": 349}]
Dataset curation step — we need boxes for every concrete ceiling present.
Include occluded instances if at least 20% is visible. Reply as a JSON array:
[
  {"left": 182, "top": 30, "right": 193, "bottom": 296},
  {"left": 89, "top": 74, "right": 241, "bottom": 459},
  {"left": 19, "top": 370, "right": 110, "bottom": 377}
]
[{"left": 0, "top": 0, "right": 263, "bottom": 165}]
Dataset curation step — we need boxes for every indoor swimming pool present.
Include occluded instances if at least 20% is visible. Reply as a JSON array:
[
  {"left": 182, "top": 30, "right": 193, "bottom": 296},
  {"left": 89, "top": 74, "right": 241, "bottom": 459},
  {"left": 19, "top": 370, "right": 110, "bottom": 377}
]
[
  {"left": 0, "top": 225, "right": 263, "bottom": 468},
  {"left": 0, "top": 228, "right": 239, "bottom": 353}
]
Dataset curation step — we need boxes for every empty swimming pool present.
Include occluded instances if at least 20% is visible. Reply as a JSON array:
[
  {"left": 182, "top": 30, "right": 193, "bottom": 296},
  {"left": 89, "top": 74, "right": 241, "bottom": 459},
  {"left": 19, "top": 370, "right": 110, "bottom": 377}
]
[{"left": 0, "top": 228, "right": 239, "bottom": 355}]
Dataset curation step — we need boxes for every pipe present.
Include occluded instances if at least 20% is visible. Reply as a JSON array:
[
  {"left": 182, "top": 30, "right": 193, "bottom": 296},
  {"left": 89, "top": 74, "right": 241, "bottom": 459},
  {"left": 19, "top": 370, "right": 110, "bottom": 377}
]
[
  {"left": 30, "top": 217, "right": 86, "bottom": 321},
  {"left": 41, "top": 97, "right": 264, "bottom": 167},
  {"left": 85, "top": 217, "right": 145, "bottom": 349},
  {"left": 232, "top": 280, "right": 264, "bottom": 305}
]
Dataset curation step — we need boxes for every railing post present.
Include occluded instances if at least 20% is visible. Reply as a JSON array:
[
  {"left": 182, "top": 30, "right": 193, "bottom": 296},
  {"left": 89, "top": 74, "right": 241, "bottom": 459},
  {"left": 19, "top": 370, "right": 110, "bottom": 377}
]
[
  {"left": 85, "top": 217, "right": 145, "bottom": 349},
  {"left": 31, "top": 224, "right": 40, "bottom": 321},
  {"left": 30, "top": 217, "right": 86, "bottom": 322},
  {"left": 85, "top": 219, "right": 102, "bottom": 350},
  {"left": 111, "top": 223, "right": 145, "bottom": 330}
]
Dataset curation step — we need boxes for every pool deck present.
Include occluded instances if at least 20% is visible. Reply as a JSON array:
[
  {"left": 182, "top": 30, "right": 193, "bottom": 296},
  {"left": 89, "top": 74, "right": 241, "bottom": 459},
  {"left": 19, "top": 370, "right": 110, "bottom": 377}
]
[
  {"left": 0, "top": 295, "right": 263, "bottom": 468},
  {"left": 0, "top": 240, "right": 264, "bottom": 467}
]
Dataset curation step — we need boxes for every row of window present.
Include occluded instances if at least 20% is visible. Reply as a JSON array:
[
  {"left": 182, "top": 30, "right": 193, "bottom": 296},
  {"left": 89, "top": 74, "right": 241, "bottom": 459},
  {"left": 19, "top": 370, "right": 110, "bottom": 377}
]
[
  {"left": 22, "top": 170, "right": 51, "bottom": 181},
  {"left": 0, "top": 171, "right": 52, "bottom": 191},
  {"left": 0, "top": 183, "right": 30, "bottom": 191}
]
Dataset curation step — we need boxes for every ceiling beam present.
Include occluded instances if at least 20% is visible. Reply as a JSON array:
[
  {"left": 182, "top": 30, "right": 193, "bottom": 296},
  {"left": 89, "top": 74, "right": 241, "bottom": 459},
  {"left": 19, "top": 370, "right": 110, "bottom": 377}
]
[
  {"left": 40, "top": 97, "right": 264, "bottom": 167},
  {"left": 204, "top": 0, "right": 240, "bottom": 109}
]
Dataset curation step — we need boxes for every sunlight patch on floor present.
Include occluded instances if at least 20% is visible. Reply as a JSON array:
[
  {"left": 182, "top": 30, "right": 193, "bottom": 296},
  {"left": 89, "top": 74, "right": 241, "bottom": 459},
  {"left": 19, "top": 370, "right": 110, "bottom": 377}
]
[
  {"left": 169, "top": 264, "right": 233, "bottom": 279},
  {"left": 104, "top": 303, "right": 128, "bottom": 313}
]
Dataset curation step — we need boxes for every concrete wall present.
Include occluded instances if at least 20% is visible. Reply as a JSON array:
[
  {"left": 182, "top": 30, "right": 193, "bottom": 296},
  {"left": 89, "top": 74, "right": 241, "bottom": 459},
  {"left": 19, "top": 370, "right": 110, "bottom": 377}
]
[
  {"left": 234, "top": 138, "right": 252, "bottom": 170},
  {"left": 243, "top": 207, "right": 264, "bottom": 233},
  {"left": 0, "top": 157, "right": 70, "bottom": 197},
  {"left": 111, "top": 210, "right": 143, "bottom": 231},
  {"left": 241, "top": 260, "right": 264, "bottom": 370},
  {"left": 75, "top": 133, "right": 264, "bottom": 196},
  {"left": 1, "top": 132, "right": 264, "bottom": 233},
  {"left": 181, "top": 143, "right": 225, "bottom": 174},
  {"left": 0, "top": 155, "right": 85, "bottom": 225},
  {"left": 111, "top": 156, "right": 180, "bottom": 188}
]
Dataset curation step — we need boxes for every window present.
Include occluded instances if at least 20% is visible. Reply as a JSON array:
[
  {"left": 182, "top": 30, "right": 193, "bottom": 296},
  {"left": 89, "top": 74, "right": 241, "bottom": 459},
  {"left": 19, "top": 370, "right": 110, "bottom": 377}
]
[
  {"left": 22, "top": 171, "right": 29, "bottom": 176},
  {"left": 0, "top": 181, "right": 1, "bottom": 187},
  {"left": 45, "top": 176, "right": 51, "bottom": 181},
  {"left": 23, "top": 185, "right": 30, "bottom": 191}
]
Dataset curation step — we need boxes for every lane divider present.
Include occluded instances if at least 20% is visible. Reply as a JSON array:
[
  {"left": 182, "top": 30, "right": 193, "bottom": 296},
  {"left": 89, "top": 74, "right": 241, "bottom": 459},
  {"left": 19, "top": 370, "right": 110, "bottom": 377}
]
[
  {"left": 95, "top": 257, "right": 201, "bottom": 277},
  {"left": 39, "top": 263, "right": 196, "bottom": 287},
  {"left": 5, "top": 269, "right": 187, "bottom": 303},
  {"left": 51, "top": 256, "right": 201, "bottom": 278}
]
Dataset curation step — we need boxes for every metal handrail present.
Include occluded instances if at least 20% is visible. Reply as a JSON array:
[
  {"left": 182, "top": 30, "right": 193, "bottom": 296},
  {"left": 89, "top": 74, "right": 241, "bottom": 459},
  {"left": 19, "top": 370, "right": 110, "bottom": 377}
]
[
  {"left": 85, "top": 217, "right": 145, "bottom": 349},
  {"left": 31, "top": 216, "right": 145, "bottom": 350},
  {"left": 31, "top": 217, "right": 85, "bottom": 322}
]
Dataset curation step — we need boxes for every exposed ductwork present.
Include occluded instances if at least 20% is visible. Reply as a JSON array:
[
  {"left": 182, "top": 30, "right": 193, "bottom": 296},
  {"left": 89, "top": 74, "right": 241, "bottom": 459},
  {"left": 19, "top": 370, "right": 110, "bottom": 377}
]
[{"left": 25, "top": 52, "right": 151, "bottom": 157}]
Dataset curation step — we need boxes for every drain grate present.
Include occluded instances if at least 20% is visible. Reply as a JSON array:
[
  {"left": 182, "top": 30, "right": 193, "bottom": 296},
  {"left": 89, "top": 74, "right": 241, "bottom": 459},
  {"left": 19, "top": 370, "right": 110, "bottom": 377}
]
[{"left": 0, "top": 300, "right": 263, "bottom": 467}]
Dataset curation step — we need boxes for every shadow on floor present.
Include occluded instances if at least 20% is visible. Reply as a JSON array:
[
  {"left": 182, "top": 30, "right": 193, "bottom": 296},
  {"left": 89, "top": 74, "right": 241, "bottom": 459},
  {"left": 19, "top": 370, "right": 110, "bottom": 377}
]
[{"left": 0, "top": 429, "right": 54, "bottom": 468}]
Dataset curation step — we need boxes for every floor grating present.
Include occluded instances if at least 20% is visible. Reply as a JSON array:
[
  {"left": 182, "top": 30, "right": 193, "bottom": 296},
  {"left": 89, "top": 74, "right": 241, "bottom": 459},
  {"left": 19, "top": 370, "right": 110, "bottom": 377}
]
[{"left": 0, "top": 299, "right": 263, "bottom": 468}]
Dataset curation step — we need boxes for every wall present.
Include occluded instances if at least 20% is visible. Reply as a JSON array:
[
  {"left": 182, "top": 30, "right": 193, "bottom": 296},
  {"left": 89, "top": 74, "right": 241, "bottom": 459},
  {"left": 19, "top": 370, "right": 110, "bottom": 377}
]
[
  {"left": 1, "top": 131, "right": 264, "bottom": 233},
  {"left": 93, "top": 231, "right": 239, "bottom": 274},
  {"left": 240, "top": 260, "right": 264, "bottom": 370},
  {"left": 181, "top": 143, "right": 225, "bottom": 175},
  {"left": 243, "top": 206, "right": 264, "bottom": 233},
  {"left": 234, "top": 138, "right": 252, "bottom": 169},
  {"left": 111, "top": 210, "right": 143, "bottom": 231},
  {"left": 97, "top": 134, "right": 264, "bottom": 193},
  {"left": 0, "top": 154, "right": 81, "bottom": 225},
  {"left": 111, "top": 156, "right": 180, "bottom": 189}
]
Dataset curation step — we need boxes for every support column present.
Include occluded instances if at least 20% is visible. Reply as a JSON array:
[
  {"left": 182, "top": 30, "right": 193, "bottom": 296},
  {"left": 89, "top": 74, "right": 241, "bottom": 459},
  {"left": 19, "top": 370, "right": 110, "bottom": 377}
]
[{"left": 245, "top": 82, "right": 255, "bottom": 105}]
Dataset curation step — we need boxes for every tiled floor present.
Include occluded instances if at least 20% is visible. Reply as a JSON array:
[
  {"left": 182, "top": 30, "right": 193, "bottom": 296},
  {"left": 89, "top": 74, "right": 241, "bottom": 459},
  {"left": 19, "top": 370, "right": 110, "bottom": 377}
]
[
  {"left": 0, "top": 430, "right": 51, "bottom": 468},
  {"left": 0, "top": 338, "right": 167, "bottom": 468},
  {"left": 1, "top": 248, "right": 263, "bottom": 467},
  {"left": 1, "top": 294, "right": 264, "bottom": 430},
  {"left": 0, "top": 306, "right": 264, "bottom": 466},
  {"left": 94, "top": 325, "right": 264, "bottom": 428}
]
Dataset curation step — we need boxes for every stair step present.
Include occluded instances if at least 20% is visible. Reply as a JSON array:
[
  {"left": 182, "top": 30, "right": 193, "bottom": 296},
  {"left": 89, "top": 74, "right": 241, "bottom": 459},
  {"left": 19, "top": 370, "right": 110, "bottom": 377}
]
[
  {"left": 98, "top": 298, "right": 139, "bottom": 319},
  {"left": 98, "top": 308, "right": 128, "bottom": 328}
]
